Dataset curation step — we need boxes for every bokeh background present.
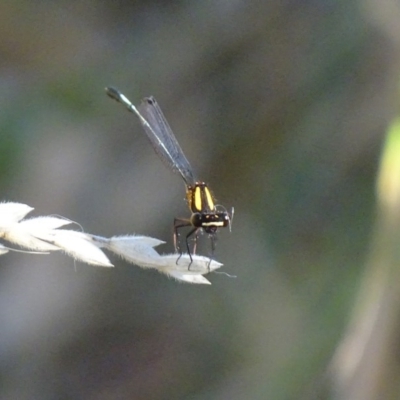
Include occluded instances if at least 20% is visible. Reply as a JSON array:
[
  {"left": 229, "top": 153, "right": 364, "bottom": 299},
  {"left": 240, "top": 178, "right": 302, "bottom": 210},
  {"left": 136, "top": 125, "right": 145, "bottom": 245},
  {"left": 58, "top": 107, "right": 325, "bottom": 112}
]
[{"left": 1, "top": 1, "right": 400, "bottom": 399}]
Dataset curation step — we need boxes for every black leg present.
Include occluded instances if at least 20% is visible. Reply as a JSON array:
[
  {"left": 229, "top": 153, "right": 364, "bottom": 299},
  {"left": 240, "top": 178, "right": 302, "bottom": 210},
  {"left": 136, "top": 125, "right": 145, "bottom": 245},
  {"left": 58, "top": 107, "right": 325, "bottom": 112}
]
[
  {"left": 208, "top": 233, "right": 217, "bottom": 271},
  {"left": 185, "top": 227, "right": 199, "bottom": 269},
  {"left": 192, "top": 230, "right": 198, "bottom": 256},
  {"left": 173, "top": 218, "right": 191, "bottom": 265}
]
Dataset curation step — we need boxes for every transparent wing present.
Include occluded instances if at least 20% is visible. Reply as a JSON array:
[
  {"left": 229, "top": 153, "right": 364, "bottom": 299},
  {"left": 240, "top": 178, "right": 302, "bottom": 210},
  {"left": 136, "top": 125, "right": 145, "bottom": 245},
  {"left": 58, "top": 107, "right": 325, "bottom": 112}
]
[{"left": 138, "top": 97, "right": 196, "bottom": 186}]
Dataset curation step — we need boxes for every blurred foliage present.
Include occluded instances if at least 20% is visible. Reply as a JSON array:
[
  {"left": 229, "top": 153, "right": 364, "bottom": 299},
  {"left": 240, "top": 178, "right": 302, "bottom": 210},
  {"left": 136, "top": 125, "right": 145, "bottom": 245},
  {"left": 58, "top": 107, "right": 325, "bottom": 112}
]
[{"left": 0, "top": 0, "right": 400, "bottom": 399}]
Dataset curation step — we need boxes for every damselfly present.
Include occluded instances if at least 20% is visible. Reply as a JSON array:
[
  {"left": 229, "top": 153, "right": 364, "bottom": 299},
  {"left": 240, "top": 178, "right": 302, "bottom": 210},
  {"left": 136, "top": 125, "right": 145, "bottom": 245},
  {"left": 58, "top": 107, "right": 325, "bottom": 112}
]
[{"left": 106, "top": 87, "right": 232, "bottom": 265}]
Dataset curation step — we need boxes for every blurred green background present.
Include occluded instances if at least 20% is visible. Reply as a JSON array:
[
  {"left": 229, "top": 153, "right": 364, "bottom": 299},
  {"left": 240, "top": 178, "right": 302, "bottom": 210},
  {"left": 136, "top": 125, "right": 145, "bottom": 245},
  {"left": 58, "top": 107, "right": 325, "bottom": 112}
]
[{"left": 1, "top": 1, "right": 400, "bottom": 399}]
